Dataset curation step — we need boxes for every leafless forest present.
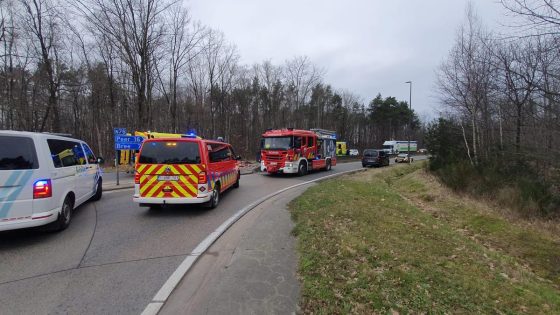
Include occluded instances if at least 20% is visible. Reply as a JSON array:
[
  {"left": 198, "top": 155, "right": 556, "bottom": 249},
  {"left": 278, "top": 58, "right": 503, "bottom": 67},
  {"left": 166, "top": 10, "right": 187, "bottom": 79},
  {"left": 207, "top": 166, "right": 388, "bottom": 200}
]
[
  {"left": 0, "top": 0, "right": 420, "bottom": 160},
  {"left": 432, "top": 1, "right": 560, "bottom": 214}
]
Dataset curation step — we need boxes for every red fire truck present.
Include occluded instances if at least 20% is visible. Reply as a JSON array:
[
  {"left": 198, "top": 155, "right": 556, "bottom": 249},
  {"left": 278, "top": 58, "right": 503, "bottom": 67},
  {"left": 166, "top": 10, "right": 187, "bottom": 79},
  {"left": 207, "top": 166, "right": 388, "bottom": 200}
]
[{"left": 260, "top": 128, "right": 337, "bottom": 176}]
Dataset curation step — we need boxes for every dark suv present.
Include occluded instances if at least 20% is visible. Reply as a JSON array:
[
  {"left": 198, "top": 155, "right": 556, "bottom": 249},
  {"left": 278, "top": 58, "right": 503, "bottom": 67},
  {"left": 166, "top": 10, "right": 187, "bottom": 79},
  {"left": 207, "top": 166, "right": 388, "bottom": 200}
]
[{"left": 362, "top": 149, "right": 390, "bottom": 167}]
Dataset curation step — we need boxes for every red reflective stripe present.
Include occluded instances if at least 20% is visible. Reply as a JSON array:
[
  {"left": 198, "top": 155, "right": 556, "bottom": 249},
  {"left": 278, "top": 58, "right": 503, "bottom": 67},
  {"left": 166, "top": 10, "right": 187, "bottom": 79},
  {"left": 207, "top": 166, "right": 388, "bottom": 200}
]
[
  {"left": 183, "top": 164, "right": 195, "bottom": 175},
  {"left": 173, "top": 165, "right": 188, "bottom": 175},
  {"left": 141, "top": 179, "right": 161, "bottom": 197},
  {"left": 152, "top": 165, "right": 165, "bottom": 175},
  {"left": 32, "top": 214, "right": 54, "bottom": 220}
]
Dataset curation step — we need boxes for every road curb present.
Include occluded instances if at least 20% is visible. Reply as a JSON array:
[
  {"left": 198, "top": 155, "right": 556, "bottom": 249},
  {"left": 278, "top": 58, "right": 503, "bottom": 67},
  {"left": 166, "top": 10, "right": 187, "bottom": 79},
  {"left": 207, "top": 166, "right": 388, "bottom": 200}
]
[
  {"left": 141, "top": 167, "right": 367, "bottom": 315},
  {"left": 103, "top": 184, "right": 135, "bottom": 192}
]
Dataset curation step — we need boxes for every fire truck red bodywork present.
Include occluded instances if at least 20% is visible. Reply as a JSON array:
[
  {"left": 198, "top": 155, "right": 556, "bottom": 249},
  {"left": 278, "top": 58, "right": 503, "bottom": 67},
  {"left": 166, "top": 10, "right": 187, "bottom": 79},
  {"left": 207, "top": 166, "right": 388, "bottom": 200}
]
[{"left": 260, "top": 128, "right": 337, "bottom": 175}]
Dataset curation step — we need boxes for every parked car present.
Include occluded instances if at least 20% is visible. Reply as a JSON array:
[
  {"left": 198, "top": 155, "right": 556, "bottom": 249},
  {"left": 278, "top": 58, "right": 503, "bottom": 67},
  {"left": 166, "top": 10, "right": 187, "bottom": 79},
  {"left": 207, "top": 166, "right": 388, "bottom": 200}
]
[
  {"left": 0, "top": 131, "right": 104, "bottom": 232},
  {"left": 134, "top": 136, "right": 241, "bottom": 209},
  {"left": 361, "top": 149, "right": 390, "bottom": 167},
  {"left": 349, "top": 149, "right": 359, "bottom": 156},
  {"left": 395, "top": 153, "right": 414, "bottom": 163}
]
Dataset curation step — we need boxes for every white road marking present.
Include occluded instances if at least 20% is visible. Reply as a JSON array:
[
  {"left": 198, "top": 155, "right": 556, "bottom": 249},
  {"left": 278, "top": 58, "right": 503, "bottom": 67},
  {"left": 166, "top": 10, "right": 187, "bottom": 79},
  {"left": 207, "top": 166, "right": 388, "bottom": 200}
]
[{"left": 141, "top": 167, "right": 366, "bottom": 314}]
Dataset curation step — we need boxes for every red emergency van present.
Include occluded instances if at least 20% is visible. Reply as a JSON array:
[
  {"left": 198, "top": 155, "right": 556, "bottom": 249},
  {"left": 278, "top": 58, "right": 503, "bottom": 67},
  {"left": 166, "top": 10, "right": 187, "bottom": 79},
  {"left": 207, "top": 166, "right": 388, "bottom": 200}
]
[{"left": 133, "top": 136, "right": 240, "bottom": 208}]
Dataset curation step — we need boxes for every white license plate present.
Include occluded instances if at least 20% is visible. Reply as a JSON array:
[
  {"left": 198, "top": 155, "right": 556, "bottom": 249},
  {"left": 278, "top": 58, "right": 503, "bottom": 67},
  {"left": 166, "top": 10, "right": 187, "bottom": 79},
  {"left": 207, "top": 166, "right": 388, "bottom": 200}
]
[
  {"left": 157, "top": 175, "right": 179, "bottom": 181},
  {"left": 270, "top": 162, "right": 277, "bottom": 165}
]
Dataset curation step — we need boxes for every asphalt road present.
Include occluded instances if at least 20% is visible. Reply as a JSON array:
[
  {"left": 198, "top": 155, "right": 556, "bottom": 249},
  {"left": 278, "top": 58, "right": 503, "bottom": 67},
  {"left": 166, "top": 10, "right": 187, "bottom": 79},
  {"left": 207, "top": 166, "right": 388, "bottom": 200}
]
[{"left": 0, "top": 161, "right": 373, "bottom": 315}]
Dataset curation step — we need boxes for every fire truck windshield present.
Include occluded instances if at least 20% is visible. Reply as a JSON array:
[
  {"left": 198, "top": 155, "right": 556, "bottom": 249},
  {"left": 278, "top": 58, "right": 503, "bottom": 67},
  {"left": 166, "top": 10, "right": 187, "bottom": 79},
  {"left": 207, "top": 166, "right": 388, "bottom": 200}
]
[{"left": 261, "top": 137, "right": 293, "bottom": 150}]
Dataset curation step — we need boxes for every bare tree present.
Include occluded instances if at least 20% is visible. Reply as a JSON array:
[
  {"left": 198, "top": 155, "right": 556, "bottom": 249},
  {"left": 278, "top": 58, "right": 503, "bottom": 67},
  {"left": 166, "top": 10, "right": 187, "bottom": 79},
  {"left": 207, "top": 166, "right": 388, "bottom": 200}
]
[
  {"left": 20, "top": 0, "right": 63, "bottom": 131},
  {"left": 73, "top": 0, "right": 175, "bottom": 129},
  {"left": 501, "top": 0, "right": 560, "bottom": 35},
  {"left": 161, "top": 5, "right": 205, "bottom": 132},
  {"left": 284, "top": 56, "right": 323, "bottom": 127},
  {"left": 436, "top": 4, "right": 494, "bottom": 164}
]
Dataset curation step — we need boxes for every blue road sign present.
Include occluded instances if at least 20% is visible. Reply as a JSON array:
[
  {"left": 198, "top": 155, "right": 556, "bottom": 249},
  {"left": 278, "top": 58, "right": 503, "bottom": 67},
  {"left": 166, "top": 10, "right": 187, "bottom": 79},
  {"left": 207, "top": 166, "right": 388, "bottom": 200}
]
[
  {"left": 113, "top": 128, "right": 127, "bottom": 135},
  {"left": 115, "top": 143, "right": 142, "bottom": 150},
  {"left": 114, "top": 135, "right": 144, "bottom": 143}
]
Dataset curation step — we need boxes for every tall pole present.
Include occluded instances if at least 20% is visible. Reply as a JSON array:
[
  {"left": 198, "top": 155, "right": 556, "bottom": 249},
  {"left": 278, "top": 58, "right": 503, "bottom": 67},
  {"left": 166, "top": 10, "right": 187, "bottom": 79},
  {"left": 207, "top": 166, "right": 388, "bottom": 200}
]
[{"left": 405, "top": 81, "right": 412, "bottom": 163}]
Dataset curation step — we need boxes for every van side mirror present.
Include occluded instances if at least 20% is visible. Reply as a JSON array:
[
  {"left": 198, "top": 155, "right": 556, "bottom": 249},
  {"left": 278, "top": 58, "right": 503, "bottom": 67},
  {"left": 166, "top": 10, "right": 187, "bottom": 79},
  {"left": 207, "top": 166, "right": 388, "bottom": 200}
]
[{"left": 97, "top": 157, "right": 105, "bottom": 164}]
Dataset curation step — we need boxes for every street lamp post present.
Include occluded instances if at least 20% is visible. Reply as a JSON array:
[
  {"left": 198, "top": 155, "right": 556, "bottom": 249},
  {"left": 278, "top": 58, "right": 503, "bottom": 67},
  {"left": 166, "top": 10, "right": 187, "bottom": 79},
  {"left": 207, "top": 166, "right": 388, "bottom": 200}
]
[{"left": 405, "top": 81, "right": 412, "bottom": 163}]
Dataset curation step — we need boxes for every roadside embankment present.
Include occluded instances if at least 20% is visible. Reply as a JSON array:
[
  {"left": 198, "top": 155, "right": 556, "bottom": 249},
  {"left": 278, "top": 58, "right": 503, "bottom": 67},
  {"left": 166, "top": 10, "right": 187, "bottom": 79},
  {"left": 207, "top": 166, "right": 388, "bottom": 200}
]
[{"left": 290, "top": 162, "right": 560, "bottom": 314}]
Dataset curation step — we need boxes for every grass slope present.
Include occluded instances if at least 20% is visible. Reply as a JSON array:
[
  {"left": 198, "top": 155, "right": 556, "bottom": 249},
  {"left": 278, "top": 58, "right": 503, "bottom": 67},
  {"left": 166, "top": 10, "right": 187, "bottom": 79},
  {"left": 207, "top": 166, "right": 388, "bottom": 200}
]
[{"left": 290, "top": 163, "right": 560, "bottom": 314}]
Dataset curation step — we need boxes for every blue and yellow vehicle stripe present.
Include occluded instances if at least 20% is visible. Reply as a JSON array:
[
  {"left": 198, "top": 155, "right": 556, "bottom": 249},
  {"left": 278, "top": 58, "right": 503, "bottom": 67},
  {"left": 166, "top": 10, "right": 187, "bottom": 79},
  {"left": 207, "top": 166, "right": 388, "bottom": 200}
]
[{"left": 0, "top": 170, "right": 34, "bottom": 219}]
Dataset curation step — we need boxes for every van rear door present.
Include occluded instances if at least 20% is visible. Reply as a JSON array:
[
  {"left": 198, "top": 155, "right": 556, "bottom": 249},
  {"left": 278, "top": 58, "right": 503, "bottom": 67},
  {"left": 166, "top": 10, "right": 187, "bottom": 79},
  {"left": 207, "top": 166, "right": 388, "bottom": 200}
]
[
  {"left": 0, "top": 135, "right": 38, "bottom": 221},
  {"left": 137, "top": 141, "right": 202, "bottom": 198}
]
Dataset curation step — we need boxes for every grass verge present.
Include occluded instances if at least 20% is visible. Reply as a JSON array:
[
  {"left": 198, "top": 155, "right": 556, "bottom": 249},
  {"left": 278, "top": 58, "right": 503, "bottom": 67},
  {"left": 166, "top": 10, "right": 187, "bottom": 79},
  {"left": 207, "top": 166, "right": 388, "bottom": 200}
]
[{"left": 290, "top": 163, "right": 560, "bottom": 314}]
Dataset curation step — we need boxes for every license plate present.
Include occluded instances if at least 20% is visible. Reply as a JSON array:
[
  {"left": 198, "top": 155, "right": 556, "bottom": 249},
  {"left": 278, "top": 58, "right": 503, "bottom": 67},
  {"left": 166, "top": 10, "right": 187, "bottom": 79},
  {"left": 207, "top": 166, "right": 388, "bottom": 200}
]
[
  {"left": 270, "top": 162, "right": 277, "bottom": 165},
  {"left": 157, "top": 175, "right": 179, "bottom": 181}
]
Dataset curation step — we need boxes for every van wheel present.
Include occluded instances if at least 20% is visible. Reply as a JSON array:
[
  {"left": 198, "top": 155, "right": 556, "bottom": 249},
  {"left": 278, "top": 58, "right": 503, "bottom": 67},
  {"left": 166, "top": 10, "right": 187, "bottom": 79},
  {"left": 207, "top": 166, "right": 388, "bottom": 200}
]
[
  {"left": 325, "top": 159, "right": 332, "bottom": 171},
  {"left": 297, "top": 162, "right": 308, "bottom": 176},
  {"left": 233, "top": 172, "right": 240, "bottom": 188},
  {"left": 90, "top": 179, "right": 102, "bottom": 201},
  {"left": 48, "top": 196, "right": 73, "bottom": 232},
  {"left": 207, "top": 184, "right": 220, "bottom": 209}
]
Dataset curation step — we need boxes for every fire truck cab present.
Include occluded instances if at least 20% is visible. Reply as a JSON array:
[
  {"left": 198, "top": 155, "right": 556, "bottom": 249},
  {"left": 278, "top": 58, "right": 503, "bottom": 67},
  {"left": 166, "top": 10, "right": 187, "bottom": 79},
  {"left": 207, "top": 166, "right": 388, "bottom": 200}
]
[
  {"left": 260, "top": 128, "right": 337, "bottom": 176},
  {"left": 133, "top": 136, "right": 240, "bottom": 209}
]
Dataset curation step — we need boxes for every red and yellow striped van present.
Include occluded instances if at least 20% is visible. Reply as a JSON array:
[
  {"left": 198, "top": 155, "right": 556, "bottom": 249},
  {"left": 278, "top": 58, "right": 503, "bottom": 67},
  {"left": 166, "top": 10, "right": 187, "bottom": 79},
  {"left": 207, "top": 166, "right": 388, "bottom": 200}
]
[{"left": 133, "top": 137, "right": 240, "bottom": 208}]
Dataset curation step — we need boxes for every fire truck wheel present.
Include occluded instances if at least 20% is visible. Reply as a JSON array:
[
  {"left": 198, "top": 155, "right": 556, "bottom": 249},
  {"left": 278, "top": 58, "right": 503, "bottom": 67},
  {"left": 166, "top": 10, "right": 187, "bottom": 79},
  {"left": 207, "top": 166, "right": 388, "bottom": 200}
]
[
  {"left": 207, "top": 184, "right": 220, "bottom": 209},
  {"left": 298, "top": 161, "right": 308, "bottom": 176},
  {"left": 233, "top": 172, "right": 240, "bottom": 188}
]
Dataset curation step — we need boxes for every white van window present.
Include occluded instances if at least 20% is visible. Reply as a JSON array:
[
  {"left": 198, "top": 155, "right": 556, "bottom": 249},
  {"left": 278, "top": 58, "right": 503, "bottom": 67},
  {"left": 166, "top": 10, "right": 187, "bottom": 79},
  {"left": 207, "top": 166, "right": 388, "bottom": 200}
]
[
  {"left": 0, "top": 136, "right": 38, "bottom": 170},
  {"left": 47, "top": 139, "right": 86, "bottom": 168},
  {"left": 82, "top": 143, "right": 97, "bottom": 164}
]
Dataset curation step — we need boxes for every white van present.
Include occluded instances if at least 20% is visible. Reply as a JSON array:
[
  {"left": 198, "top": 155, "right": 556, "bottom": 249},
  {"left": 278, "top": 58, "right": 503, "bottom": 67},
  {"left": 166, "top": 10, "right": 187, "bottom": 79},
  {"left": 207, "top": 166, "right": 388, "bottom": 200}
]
[{"left": 0, "top": 131, "right": 103, "bottom": 232}]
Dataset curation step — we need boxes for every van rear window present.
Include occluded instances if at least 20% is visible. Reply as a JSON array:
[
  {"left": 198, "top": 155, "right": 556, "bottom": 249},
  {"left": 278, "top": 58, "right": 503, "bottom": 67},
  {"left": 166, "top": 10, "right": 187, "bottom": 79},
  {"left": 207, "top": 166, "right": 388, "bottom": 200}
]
[
  {"left": 0, "top": 136, "right": 38, "bottom": 170},
  {"left": 138, "top": 141, "right": 200, "bottom": 164}
]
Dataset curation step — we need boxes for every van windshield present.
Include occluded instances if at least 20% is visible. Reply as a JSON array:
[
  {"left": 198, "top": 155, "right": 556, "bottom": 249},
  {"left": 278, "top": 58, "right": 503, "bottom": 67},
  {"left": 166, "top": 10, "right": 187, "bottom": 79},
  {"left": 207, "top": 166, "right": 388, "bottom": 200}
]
[
  {"left": 0, "top": 136, "right": 38, "bottom": 170},
  {"left": 138, "top": 141, "right": 200, "bottom": 164},
  {"left": 261, "top": 137, "right": 292, "bottom": 150}
]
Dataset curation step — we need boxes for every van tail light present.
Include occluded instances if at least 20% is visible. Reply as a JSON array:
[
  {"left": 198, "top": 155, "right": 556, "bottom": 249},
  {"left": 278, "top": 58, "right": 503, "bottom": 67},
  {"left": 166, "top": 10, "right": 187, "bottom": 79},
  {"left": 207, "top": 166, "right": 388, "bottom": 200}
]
[
  {"left": 198, "top": 171, "right": 207, "bottom": 184},
  {"left": 33, "top": 179, "right": 52, "bottom": 199},
  {"left": 134, "top": 172, "right": 140, "bottom": 184}
]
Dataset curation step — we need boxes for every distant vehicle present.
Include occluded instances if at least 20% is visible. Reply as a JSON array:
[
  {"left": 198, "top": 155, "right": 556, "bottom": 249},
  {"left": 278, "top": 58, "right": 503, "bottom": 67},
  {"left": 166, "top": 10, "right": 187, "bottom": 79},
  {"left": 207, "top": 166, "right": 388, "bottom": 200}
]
[
  {"left": 382, "top": 140, "right": 417, "bottom": 155},
  {"left": 361, "top": 149, "right": 390, "bottom": 167},
  {"left": 395, "top": 153, "right": 414, "bottom": 163},
  {"left": 0, "top": 131, "right": 104, "bottom": 232},
  {"left": 349, "top": 149, "right": 359, "bottom": 156},
  {"left": 418, "top": 148, "right": 428, "bottom": 154},
  {"left": 134, "top": 135, "right": 240, "bottom": 209},
  {"left": 336, "top": 141, "right": 348, "bottom": 156}
]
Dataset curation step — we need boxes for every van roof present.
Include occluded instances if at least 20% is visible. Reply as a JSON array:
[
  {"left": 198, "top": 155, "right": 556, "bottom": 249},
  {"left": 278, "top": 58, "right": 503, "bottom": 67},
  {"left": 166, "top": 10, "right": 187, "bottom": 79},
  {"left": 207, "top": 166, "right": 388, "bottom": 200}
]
[
  {"left": 143, "top": 137, "right": 232, "bottom": 146},
  {"left": 0, "top": 130, "right": 80, "bottom": 141}
]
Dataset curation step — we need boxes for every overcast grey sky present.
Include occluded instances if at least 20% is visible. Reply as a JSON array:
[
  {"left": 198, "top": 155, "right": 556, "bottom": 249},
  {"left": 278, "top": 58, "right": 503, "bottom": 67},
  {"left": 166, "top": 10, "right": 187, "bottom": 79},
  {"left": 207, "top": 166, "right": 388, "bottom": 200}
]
[{"left": 186, "top": 0, "right": 506, "bottom": 119}]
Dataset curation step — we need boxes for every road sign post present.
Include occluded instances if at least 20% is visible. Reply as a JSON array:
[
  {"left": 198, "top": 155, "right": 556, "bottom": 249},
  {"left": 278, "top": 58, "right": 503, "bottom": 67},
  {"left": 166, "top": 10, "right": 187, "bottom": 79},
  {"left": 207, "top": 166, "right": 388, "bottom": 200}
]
[{"left": 113, "top": 128, "right": 128, "bottom": 186}]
